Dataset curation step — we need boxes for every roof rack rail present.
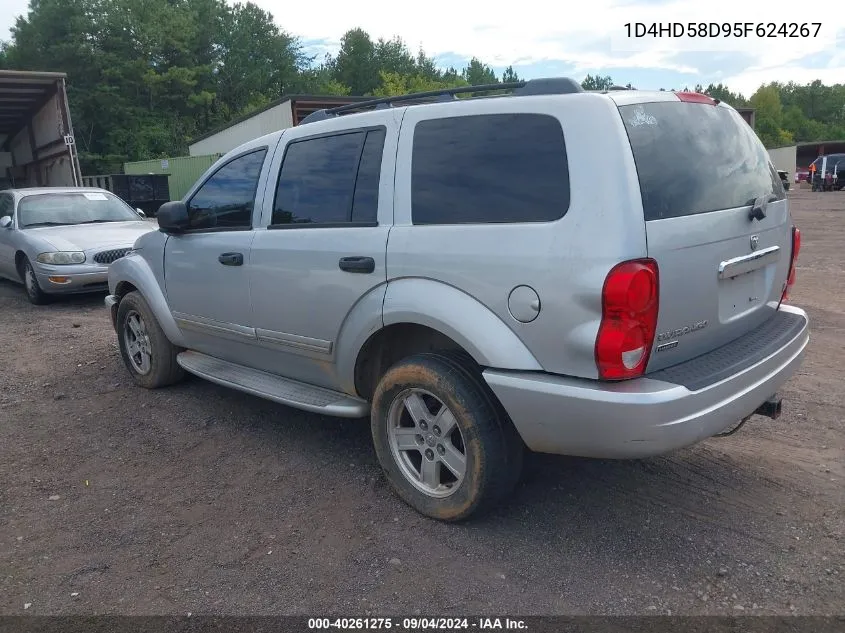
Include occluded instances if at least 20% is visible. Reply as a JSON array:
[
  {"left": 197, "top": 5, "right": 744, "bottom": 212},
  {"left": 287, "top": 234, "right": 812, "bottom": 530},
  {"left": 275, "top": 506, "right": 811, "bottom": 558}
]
[
  {"left": 608, "top": 85, "right": 633, "bottom": 91},
  {"left": 298, "top": 76, "right": 584, "bottom": 125}
]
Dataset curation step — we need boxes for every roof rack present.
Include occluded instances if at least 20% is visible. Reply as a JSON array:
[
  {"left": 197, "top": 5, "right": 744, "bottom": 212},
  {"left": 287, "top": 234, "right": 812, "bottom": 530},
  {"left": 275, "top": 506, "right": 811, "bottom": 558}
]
[{"left": 299, "top": 77, "right": 584, "bottom": 124}]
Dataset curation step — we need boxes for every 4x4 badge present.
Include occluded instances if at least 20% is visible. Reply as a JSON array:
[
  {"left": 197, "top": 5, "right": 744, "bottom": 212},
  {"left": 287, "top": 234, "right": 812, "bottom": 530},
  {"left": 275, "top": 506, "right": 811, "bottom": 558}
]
[{"left": 750, "top": 235, "right": 759, "bottom": 251}]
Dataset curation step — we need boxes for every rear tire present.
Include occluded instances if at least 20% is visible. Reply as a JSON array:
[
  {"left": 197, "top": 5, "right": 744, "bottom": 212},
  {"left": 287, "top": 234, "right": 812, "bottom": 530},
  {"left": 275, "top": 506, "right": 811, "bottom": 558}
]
[
  {"left": 116, "top": 291, "right": 184, "bottom": 388},
  {"left": 22, "top": 258, "right": 51, "bottom": 305},
  {"left": 371, "top": 352, "right": 523, "bottom": 522}
]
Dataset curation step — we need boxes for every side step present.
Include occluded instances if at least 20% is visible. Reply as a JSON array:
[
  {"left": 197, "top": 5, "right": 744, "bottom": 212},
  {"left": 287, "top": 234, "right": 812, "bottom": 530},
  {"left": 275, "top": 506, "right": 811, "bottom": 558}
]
[{"left": 176, "top": 351, "right": 369, "bottom": 418}]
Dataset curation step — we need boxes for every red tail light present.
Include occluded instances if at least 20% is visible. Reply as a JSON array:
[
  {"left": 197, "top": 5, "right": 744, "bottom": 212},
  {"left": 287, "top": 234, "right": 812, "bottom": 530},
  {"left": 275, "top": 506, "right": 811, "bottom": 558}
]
[
  {"left": 781, "top": 226, "right": 801, "bottom": 303},
  {"left": 595, "top": 259, "right": 660, "bottom": 380}
]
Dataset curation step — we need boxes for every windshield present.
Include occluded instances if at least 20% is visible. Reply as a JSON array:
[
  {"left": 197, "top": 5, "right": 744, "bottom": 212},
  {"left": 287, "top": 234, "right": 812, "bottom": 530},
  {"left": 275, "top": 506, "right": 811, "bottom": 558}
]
[{"left": 18, "top": 192, "right": 141, "bottom": 228}]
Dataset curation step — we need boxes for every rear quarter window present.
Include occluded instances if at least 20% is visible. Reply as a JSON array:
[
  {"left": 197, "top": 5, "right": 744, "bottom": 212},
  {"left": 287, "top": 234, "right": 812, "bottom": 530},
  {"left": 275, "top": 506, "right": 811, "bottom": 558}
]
[
  {"left": 619, "top": 102, "right": 784, "bottom": 221},
  {"left": 411, "top": 113, "right": 570, "bottom": 225}
]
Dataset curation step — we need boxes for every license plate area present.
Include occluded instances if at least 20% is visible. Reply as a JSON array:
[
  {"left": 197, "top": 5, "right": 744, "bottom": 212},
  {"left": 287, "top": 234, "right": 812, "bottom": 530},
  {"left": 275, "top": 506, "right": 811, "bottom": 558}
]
[
  {"left": 719, "top": 269, "right": 767, "bottom": 320},
  {"left": 718, "top": 245, "right": 780, "bottom": 321}
]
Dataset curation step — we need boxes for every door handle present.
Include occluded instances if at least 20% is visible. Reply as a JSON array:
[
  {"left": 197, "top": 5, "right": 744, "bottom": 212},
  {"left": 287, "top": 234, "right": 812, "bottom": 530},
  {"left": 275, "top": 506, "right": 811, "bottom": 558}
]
[
  {"left": 218, "top": 252, "right": 244, "bottom": 266},
  {"left": 338, "top": 256, "right": 375, "bottom": 274}
]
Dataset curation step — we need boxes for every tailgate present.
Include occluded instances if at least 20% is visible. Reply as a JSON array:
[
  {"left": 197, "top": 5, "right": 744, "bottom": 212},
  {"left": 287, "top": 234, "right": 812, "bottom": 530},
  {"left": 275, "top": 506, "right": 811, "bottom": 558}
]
[{"left": 618, "top": 98, "right": 792, "bottom": 372}]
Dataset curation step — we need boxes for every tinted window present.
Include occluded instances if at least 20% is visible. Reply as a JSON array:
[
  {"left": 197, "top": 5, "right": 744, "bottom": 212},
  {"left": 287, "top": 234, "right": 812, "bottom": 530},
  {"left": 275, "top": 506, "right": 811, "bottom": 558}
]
[
  {"left": 272, "top": 129, "right": 385, "bottom": 226},
  {"left": 187, "top": 149, "right": 267, "bottom": 230},
  {"left": 411, "top": 114, "right": 569, "bottom": 225},
  {"left": 620, "top": 103, "right": 784, "bottom": 221},
  {"left": 351, "top": 129, "right": 386, "bottom": 223}
]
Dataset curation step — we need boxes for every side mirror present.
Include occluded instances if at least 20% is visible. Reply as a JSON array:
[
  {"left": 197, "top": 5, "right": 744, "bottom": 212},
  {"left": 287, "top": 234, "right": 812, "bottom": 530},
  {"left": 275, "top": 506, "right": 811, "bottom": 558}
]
[
  {"left": 135, "top": 208, "right": 147, "bottom": 218},
  {"left": 0, "top": 216, "right": 11, "bottom": 229},
  {"left": 156, "top": 201, "right": 189, "bottom": 233}
]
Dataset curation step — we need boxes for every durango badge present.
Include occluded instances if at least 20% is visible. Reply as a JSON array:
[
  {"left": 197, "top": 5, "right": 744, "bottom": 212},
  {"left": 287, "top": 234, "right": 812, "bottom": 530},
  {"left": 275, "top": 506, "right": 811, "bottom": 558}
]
[{"left": 656, "top": 320, "right": 709, "bottom": 343}]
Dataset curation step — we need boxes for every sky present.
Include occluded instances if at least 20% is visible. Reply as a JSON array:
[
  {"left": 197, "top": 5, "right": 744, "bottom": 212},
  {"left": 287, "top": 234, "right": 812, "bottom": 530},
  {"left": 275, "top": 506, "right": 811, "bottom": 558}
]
[{"left": 2, "top": 0, "right": 843, "bottom": 98}]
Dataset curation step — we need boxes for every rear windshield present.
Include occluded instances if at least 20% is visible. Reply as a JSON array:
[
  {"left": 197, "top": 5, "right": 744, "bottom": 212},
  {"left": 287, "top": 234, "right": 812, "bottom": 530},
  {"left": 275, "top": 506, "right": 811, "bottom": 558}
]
[{"left": 619, "top": 102, "right": 784, "bottom": 221}]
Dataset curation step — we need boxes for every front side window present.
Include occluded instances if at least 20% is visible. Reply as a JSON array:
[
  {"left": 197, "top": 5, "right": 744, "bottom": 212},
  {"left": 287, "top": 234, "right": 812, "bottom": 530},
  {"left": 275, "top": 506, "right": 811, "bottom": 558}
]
[
  {"left": 187, "top": 148, "right": 267, "bottom": 230},
  {"left": 411, "top": 113, "right": 570, "bottom": 225},
  {"left": 272, "top": 128, "right": 386, "bottom": 226},
  {"left": 17, "top": 191, "right": 142, "bottom": 228}
]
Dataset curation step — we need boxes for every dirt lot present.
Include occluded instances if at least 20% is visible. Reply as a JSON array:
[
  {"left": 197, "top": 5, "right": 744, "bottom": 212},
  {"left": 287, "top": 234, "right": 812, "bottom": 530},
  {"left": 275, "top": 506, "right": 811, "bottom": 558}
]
[{"left": 1, "top": 189, "right": 843, "bottom": 616}]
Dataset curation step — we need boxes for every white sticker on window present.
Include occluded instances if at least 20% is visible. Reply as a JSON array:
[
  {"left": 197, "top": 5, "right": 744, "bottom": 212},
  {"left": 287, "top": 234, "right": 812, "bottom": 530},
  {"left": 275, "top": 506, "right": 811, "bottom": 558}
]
[
  {"left": 83, "top": 192, "right": 108, "bottom": 201},
  {"left": 628, "top": 107, "right": 658, "bottom": 127}
]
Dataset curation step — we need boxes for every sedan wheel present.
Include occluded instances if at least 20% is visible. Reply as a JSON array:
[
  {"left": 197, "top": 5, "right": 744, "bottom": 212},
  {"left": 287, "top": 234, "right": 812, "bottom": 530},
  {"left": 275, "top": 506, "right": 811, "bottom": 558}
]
[{"left": 22, "top": 259, "right": 50, "bottom": 305}]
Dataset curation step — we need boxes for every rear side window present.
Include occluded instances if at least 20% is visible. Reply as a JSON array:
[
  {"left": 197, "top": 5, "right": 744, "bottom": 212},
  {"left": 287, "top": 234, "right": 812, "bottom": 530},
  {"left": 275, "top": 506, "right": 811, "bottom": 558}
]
[
  {"left": 411, "top": 113, "right": 569, "bottom": 225},
  {"left": 272, "top": 128, "right": 385, "bottom": 226},
  {"left": 619, "top": 103, "right": 784, "bottom": 221}
]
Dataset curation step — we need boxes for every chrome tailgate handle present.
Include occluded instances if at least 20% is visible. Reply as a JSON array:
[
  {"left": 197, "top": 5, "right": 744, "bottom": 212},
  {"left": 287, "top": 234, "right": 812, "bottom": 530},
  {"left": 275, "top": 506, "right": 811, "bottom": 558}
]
[{"left": 718, "top": 245, "right": 780, "bottom": 280}]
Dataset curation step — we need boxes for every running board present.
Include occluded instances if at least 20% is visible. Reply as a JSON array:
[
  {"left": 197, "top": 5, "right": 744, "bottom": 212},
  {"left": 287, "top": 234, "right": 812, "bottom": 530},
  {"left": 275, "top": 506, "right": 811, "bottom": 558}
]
[{"left": 176, "top": 351, "right": 369, "bottom": 418}]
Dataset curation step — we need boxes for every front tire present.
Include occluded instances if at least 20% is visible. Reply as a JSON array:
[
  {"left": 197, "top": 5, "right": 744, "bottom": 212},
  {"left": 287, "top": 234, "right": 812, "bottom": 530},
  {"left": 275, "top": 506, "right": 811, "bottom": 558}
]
[
  {"left": 22, "top": 258, "right": 51, "bottom": 305},
  {"left": 371, "top": 352, "right": 523, "bottom": 522},
  {"left": 116, "top": 291, "right": 184, "bottom": 388}
]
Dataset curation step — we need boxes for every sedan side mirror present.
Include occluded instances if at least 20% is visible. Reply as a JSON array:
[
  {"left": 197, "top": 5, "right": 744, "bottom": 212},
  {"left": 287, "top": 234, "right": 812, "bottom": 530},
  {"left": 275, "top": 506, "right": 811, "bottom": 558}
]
[
  {"left": 156, "top": 201, "right": 189, "bottom": 233},
  {"left": 0, "top": 216, "right": 11, "bottom": 229},
  {"left": 135, "top": 208, "right": 147, "bottom": 218}
]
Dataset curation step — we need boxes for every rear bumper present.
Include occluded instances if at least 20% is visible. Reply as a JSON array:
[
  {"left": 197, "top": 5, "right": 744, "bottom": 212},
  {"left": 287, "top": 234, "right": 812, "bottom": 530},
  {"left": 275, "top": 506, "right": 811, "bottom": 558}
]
[{"left": 483, "top": 305, "right": 809, "bottom": 459}]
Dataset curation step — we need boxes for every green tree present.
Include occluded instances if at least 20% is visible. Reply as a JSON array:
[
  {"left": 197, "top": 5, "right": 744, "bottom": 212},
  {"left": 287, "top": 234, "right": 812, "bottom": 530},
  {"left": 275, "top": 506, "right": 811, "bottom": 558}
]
[
  {"left": 501, "top": 65, "right": 520, "bottom": 83},
  {"left": 581, "top": 74, "right": 614, "bottom": 90},
  {"left": 372, "top": 70, "right": 467, "bottom": 96},
  {"left": 463, "top": 57, "right": 497, "bottom": 86},
  {"left": 215, "top": 2, "right": 308, "bottom": 118},
  {"left": 703, "top": 83, "right": 747, "bottom": 107},
  {"left": 374, "top": 36, "right": 416, "bottom": 78},
  {"left": 331, "top": 28, "right": 379, "bottom": 95}
]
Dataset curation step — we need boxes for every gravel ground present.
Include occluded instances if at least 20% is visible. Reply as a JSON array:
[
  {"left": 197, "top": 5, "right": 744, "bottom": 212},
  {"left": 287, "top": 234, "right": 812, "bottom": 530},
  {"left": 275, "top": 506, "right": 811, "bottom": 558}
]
[{"left": 1, "top": 189, "right": 843, "bottom": 616}]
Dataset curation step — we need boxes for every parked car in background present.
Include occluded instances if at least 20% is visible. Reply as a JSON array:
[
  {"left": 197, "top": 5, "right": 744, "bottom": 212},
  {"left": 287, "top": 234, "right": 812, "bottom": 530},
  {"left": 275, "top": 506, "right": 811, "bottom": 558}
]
[
  {"left": 796, "top": 167, "right": 809, "bottom": 183},
  {"left": 0, "top": 188, "right": 155, "bottom": 304},
  {"left": 106, "top": 80, "right": 809, "bottom": 522},
  {"left": 810, "top": 154, "right": 845, "bottom": 191}
]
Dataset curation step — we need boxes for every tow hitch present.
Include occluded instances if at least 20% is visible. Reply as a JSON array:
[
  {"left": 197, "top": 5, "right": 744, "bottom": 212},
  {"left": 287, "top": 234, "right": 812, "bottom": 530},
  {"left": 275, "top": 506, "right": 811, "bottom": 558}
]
[
  {"left": 755, "top": 395, "right": 783, "bottom": 420},
  {"left": 715, "top": 395, "right": 783, "bottom": 437}
]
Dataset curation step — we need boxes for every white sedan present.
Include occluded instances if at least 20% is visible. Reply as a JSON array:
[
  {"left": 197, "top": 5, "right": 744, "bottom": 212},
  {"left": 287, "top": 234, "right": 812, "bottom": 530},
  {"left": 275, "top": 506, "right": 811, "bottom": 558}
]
[{"left": 0, "top": 187, "right": 156, "bottom": 304}]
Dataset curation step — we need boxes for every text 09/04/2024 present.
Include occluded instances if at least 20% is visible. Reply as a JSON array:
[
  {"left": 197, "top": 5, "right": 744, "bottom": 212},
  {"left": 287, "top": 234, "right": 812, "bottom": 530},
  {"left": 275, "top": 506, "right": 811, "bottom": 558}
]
[{"left": 623, "top": 22, "right": 822, "bottom": 38}]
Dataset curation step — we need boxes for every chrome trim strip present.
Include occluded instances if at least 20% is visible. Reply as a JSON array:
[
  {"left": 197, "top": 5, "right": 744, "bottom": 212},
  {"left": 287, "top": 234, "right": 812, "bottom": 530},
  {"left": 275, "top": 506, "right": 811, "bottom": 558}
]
[
  {"left": 172, "top": 312, "right": 256, "bottom": 341},
  {"left": 255, "top": 328, "right": 333, "bottom": 354},
  {"left": 718, "top": 245, "right": 780, "bottom": 280}
]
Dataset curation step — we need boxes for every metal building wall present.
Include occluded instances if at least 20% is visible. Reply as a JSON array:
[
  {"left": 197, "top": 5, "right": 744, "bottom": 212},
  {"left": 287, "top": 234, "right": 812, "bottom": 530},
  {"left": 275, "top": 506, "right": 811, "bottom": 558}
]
[
  {"left": 767, "top": 145, "right": 797, "bottom": 176},
  {"left": 188, "top": 100, "right": 293, "bottom": 156}
]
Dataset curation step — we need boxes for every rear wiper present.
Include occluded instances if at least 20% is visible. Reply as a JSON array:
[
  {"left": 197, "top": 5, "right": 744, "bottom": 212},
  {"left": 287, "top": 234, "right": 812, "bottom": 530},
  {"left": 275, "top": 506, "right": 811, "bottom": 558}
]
[{"left": 749, "top": 193, "right": 777, "bottom": 221}]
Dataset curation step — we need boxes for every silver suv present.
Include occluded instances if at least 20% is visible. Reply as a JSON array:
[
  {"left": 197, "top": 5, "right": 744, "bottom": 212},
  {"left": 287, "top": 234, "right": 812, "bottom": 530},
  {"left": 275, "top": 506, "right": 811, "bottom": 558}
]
[{"left": 106, "top": 78, "right": 809, "bottom": 521}]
